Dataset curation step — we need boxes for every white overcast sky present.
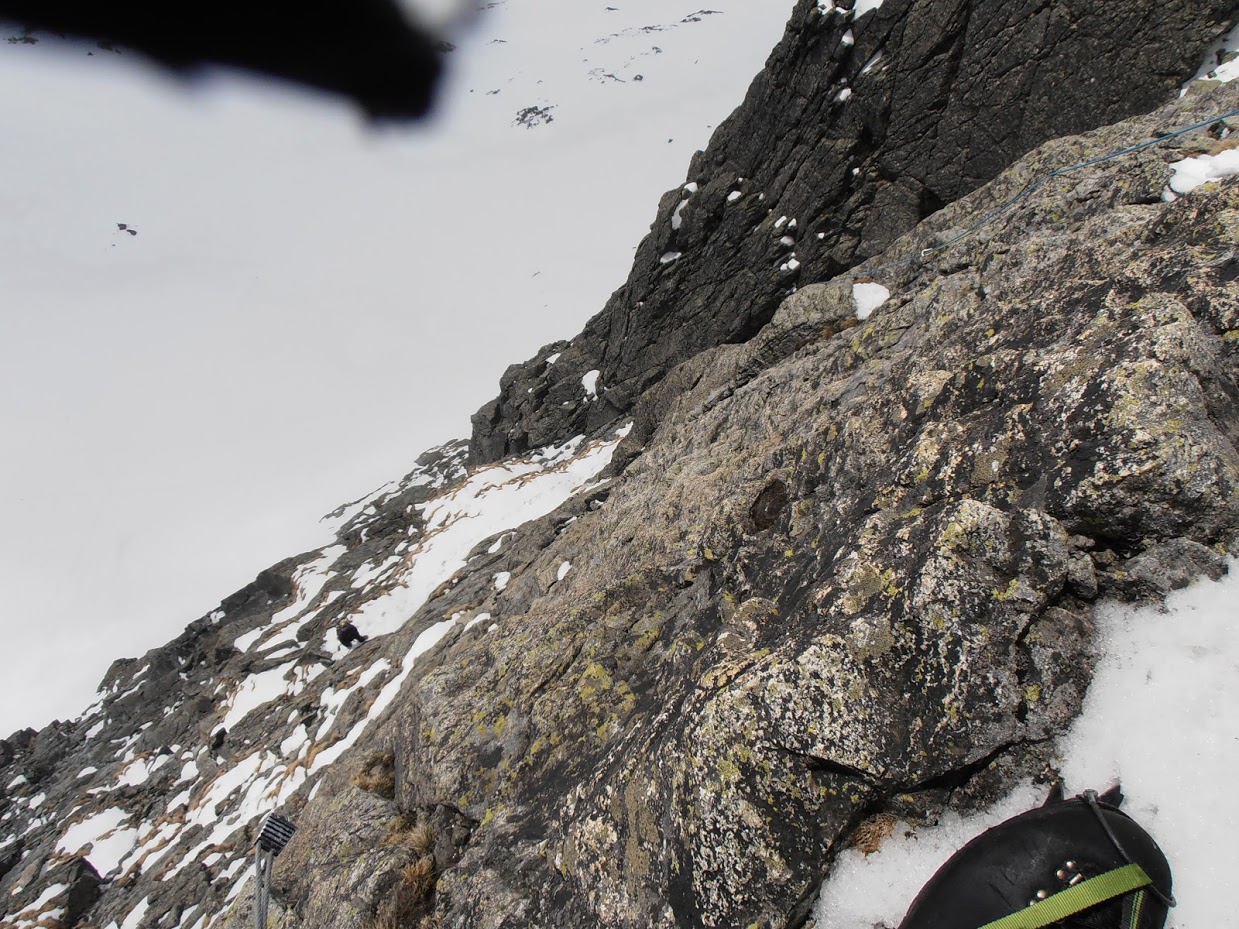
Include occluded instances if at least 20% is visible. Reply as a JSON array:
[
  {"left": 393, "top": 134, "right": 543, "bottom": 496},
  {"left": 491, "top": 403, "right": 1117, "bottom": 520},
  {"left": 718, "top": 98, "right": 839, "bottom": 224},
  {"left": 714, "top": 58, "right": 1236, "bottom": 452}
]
[{"left": 0, "top": 2, "right": 794, "bottom": 736}]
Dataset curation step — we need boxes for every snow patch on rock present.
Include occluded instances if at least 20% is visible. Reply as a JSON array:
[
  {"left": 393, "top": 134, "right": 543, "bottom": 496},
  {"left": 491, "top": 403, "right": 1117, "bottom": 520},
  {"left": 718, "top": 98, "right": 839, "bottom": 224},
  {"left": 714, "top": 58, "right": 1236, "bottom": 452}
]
[
  {"left": 852, "top": 281, "right": 891, "bottom": 319},
  {"left": 817, "top": 561, "right": 1239, "bottom": 929}
]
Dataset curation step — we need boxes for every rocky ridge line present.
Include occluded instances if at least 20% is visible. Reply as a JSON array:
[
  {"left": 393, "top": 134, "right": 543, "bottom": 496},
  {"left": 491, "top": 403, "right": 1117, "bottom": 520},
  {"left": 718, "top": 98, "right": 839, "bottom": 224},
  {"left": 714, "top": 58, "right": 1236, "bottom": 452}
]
[
  {"left": 470, "top": 0, "right": 1238, "bottom": 464},
  {"left": 0, "top": 435, "right": 634, "bottom": 929}
]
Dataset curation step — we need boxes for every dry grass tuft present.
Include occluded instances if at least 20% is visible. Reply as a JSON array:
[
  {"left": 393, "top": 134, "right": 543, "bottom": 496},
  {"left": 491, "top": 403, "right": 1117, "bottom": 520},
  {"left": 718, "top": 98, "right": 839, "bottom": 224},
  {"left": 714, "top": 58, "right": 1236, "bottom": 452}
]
[
  {"left": 1210, "top": 135, "right": 1239, "bottom": 154},
  {"left": 417, "top": 916, "right": 444, "bottom": 929},
  {"left": 353, "top": 768, "right": 396, "bottom": 798},
  {"left": 367, "top": 812, "right": 439, "bottom": 929},
  {"left": 406, "top": 823, "right": 436, "bottom": 855},
  {"left": 383, "top": 814, "right": 418, "bottom": 845},
  {"left": 352, "top": 751, "right": 397, "bottom": 799},
  {"left": 383, "top": 816, "right": 435, "bottom": 855},
  {"left": 368, "top": 854, "right": 437, "bottom": 929},
  {"left": 850, "top": 812, "right": 898, "bottom": 855},
  {"left": 402, "top": 856, "right": 436, "bottom": 897}
]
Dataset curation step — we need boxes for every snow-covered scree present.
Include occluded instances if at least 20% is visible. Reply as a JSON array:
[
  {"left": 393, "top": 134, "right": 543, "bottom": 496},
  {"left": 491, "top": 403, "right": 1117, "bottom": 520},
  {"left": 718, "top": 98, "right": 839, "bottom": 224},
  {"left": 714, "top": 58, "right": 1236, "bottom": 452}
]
[
  {"left": 338, "top": 430, "right": 625, "bottom": 642},
  {"left": 1, "top": 428, "right": 629, "bottom": 929},
  {"left": 816, "top": 561, "right": 1239, "bottom": 929},
  {"left": 1189, "top": 21, "right": 1239, "bottom": 85},
  {"left": 8, "top": 882, "right": 71, "bottom": 929}
]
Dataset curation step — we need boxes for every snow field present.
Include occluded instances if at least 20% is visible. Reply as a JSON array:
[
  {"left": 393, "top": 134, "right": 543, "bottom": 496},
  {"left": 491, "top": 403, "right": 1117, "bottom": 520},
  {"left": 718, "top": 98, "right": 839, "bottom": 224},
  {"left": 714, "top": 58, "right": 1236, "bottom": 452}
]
[
  {"left": 9, "top": 882, "right": 70, "bottom": 929},
  {"left": 817, "top": 561, "right": 1239, "bottom": 929},
  {"left": 581, "top": 370, "right": 602, "bottom": 399},
  {"left": 1163, "top": 27, "right": 1239, "bottom": 196},
  {"left": 1059, "top": 564, "right": 1239, "bottom": 929},
  {"left": 0, "top": 0, "right": 795, "bottom": 738},
  {"left": 1190, "top": 22, "right": 1239, "bottom": 86},
  {"left": 113, "top": 753, "right": 171, "bottom": 789},
  {"left": 220, "top": 660, "right": 300, "bottom": 731},
  {"left": 1166, "top": 149, "right": 1239, "bottom": 195},
  {"left": 464, "top": 612, "right": 493, "bottom": 632},
  {"left": 248, "top": 545, "right": 347, "bottom": 647},
  {"left": 110, "top": 895, "right": 149, "bottom": 929},
  {"left": 671, "top": 183, "right": 699, "bottom": 231},
  {"left": 307, "top": 618, "right": 459, "bottom": 777},
  {"left": 351, "top": 556, "right": 403, "bottom": 590}
]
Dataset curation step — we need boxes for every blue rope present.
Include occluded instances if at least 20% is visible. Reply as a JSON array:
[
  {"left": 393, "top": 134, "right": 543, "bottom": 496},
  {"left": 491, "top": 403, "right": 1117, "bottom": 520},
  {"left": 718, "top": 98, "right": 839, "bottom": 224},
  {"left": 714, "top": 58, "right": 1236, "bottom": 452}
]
[{"left": 858, "top": 104, "right": 1239, "bottom": 275}]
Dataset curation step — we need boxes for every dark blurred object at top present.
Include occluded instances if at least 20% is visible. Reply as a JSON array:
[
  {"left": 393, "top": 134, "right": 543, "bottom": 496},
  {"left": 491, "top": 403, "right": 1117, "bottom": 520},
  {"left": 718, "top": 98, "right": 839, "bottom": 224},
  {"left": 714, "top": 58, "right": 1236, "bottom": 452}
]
[{"left": 0, "top": 0, "right": 446, "bottom": 119}]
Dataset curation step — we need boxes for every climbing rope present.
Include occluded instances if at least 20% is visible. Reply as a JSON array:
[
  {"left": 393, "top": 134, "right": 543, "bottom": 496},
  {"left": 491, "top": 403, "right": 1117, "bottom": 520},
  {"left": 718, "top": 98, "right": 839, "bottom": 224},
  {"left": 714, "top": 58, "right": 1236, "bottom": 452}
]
[{"left": 858, "top": 104, "right": 1239, "bottom": 277}]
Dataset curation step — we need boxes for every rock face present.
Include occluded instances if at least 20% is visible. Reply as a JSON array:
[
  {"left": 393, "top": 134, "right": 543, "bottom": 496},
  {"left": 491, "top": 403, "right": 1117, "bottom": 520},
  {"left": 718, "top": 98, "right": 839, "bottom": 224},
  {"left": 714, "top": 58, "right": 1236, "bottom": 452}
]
[
  {"left": 3, "top": 4, "right": 1239, "bottom": 929},
  {"left": 469, "top": 0, "right": 1237, "bottom": 463},
  {"left": 361, "top": 83, "right": 1239, "bottom": 929}
]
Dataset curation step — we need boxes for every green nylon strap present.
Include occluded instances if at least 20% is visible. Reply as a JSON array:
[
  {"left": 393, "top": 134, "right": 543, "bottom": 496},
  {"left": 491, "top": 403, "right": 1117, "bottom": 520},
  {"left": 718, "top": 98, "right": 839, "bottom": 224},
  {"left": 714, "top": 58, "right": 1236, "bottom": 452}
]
[
  {"left": 977, "top": 864, "right": 1153, "bottom": 929},
  {"left": 1123, "top": 889, "right": 1147, "bottom": 929}
]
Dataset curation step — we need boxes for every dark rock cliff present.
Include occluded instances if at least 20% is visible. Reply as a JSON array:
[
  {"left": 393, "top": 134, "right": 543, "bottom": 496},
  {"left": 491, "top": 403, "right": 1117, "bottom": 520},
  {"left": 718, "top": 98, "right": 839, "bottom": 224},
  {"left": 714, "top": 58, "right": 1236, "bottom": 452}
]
[
  {"left": 470, "top": 0, "right": 1237, "bottom": 463},
  {"left": 3, "top": 3, "right": 1239, "bottom": 929}
]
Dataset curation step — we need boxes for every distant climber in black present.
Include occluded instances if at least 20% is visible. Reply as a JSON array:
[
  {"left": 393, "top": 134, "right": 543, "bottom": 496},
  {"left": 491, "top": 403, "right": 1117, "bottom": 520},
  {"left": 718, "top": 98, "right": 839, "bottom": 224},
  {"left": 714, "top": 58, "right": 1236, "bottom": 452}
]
[{"left": 336, "top": 620, "right": 368, "bottom": 648}]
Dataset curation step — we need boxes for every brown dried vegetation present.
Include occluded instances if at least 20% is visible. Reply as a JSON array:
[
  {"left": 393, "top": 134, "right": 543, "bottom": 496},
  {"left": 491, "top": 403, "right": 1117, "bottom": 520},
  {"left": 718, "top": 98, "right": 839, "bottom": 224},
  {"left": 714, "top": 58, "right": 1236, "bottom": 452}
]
[
  {"left": 352, "top": 751, "right": 397, "bottom": 799},
  {"left": 368, "top": 852, "right": 437, "bottom": 929},
  {"left": 384, "top": 815, "right": 435, "bottom": 855},
  {"left": 367, "top": 813, "right": 440, "bottom": 928},
  {"left": 401, "top": 856, "right": 436, "bottom": 897},
  {"left": 850, "top": 812, "right": 898, "bottom": 855}
]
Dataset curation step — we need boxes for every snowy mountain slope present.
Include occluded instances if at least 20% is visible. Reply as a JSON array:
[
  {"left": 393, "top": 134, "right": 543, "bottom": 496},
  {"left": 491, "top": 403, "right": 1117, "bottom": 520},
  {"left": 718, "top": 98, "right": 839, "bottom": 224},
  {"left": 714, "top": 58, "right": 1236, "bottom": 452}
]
[
  {"left": 7, "top": 75, "right": 1236, "bottom": 929},
  {"left": 0, "top": 0, "right": 795, "bottom": 736},
  {"left": 1, "top": 426, "right": 629, "bottom": 929},
  {"left": 3, "top": 3, "right": 1239, "bottom": 929}
]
